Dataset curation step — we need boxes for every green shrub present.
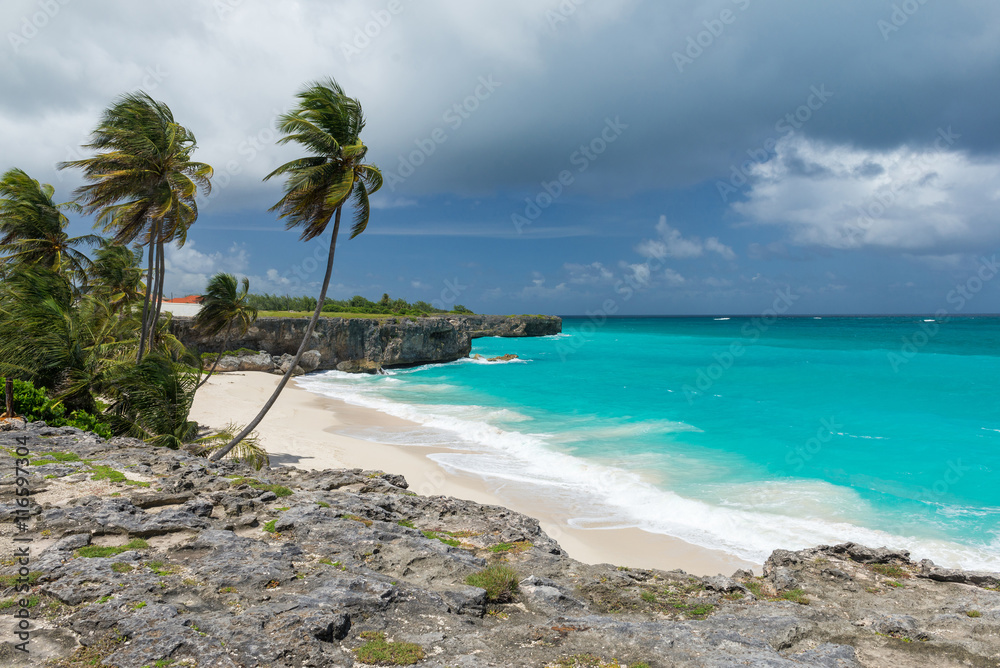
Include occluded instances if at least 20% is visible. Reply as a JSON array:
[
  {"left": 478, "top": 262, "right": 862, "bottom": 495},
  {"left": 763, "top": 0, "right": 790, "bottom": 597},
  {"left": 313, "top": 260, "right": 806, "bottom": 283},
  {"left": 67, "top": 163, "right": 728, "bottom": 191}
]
[
  {"left": 1, "top": 377, "right": 112, "bottom": 438},
  {"left": 354, "top": 631, "right": 425, "bottom": 665},
  {"left": 967, "top": 610, "right": 982, "bottom": 618},
  {"left": 465, "top": 564, "right": 519, "bottom": 603},
  {"left": 262, "top": 519, "right": 278, "bottom": 533}
]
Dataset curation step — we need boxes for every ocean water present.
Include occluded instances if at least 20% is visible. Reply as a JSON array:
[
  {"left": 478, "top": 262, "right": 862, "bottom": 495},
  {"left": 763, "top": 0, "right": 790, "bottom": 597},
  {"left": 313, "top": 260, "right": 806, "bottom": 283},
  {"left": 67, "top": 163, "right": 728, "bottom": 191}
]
[{"left": 295, "top": 316, "right": 1000, "bottom": 570}]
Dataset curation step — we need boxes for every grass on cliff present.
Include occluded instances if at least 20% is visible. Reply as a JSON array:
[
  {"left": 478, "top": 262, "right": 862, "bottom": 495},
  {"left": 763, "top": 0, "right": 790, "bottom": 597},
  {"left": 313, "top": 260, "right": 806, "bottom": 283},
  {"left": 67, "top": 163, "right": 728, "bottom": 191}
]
[
  {"left": 465, "top": 564, "right": 519, "bottom": 603},
  {"left": 47, "top": 633, "right": 128, "bottom": 667},
  {"left": 76, "top": 539, "right": 149, "bottom": 558},
  {"left": 229, "top": 477, "right": 293, "bottom": 497},
  {"left": 258, "top": 311, "right": 395, "bottom": 319},
  {"left": 354, "top": 631, "right": 425, "bottom": 665}
]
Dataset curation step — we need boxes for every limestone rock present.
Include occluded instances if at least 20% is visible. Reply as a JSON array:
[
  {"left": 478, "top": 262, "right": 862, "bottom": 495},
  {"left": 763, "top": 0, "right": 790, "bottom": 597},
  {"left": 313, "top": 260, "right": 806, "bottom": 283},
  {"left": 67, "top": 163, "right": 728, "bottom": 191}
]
[
  {"left": 336, "top": 359, "right": 382, "bottom": 374},
  {"left": 238, "top": 351, "right": 275, "bottom": 372},
  {"left": 5, "top": 422, "right": 999, "bottom": 668},
  {"left": 170, "top": 314, "right": 562, "bottom": 373},
  {"left": 299, "top": 349, "right": 322, "bottom": 372}
]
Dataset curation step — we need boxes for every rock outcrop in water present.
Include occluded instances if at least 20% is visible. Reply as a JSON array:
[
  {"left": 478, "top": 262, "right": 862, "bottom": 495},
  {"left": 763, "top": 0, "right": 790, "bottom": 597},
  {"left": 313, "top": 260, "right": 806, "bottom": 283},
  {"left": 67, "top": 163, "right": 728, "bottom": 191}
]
[
  {"left": 2, "top": 423, "right": 998, "bottom": 667},
  {"left": 170, "top": 315, "right": 561, "bottom": 372}
]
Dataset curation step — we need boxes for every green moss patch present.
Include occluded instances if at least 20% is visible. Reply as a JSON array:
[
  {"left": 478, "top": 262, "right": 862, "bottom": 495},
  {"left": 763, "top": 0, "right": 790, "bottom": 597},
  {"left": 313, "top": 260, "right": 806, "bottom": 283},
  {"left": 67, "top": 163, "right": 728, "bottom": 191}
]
[
  {"left": 341, "top": 514, "right": 373, "bottom": 527},
  {"left": 870, "top": 563, "right": 910, "bottom": 579},
  {"left": 422, "top": 530, "right": 459, "bottom": 547},
  {"left": 487, "top": 540, "right": 531, "bottom": 554},
  {"left": 229, "top": 477, "right": 293, "bottom": 497},
  {"left": 0, "top": 596, "right": 38, "bottom": 610},
  {"left": 75, "top": 539, "right": 148, "bottom": 558},
  {"left": 354, "top": 631, "right": 425, "bottom": 665},
  {"left": 30, "top": 451, "right": 82, "bottom": 465},
  {"left": 0, "top": 571, "right": 42, "bottom": 587}
]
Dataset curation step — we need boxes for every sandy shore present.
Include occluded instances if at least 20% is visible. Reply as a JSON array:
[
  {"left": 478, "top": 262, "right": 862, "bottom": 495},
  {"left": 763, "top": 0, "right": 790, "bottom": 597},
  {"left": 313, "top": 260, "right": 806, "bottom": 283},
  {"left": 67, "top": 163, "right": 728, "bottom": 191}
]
[{"left": 189, "top": 371, "right": 759, "bottom": 576}]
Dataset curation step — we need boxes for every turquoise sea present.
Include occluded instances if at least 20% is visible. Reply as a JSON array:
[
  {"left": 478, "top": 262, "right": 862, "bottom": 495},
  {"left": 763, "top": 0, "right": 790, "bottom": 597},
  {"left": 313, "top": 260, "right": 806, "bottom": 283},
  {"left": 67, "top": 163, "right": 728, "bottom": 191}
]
[{"left": 296, "top": 316, "right": 1000, "bottom": 570}]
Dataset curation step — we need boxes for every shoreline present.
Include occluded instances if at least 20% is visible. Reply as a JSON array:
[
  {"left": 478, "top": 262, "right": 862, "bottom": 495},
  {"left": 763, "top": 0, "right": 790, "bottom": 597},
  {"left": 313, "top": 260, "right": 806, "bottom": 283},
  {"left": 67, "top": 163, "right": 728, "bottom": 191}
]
[{"left": 189, "top": 370, "right": 759, "bottom": 576}]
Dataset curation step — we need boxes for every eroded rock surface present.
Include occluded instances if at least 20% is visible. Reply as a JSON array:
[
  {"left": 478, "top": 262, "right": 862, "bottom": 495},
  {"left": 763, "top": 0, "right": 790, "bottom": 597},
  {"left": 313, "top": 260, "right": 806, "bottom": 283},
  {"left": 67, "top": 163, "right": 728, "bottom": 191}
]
[
  {"left": 171, "top": 315, "right": 562, "bottom": 372},
  {"left": 0, "top": 424, "right": 997, "bottom": 667}
]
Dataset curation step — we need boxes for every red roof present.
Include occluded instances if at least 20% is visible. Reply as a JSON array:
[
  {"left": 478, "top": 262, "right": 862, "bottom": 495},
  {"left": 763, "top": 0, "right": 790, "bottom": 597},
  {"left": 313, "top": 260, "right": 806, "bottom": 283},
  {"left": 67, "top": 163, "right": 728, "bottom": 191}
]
[{"left": 163, "top": 295, "right": 203, "bottom": 304}]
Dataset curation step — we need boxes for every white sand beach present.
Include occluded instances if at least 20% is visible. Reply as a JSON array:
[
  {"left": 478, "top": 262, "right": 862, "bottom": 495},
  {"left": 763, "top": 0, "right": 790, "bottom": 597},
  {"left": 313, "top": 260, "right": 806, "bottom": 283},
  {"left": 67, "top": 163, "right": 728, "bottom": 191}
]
[{"left": 189, "top": 371, "right": 759, "bottom": 577}]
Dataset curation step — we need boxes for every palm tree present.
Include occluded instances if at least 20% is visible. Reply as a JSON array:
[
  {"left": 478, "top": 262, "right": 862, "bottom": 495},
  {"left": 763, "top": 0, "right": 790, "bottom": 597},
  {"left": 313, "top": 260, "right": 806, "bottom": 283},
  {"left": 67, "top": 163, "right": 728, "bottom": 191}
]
[
  {"left": 0, "top": 265, "right": 134, "bottom": 413},
  {"left": 211, "top": 77, "right": 382, "bottom": 460},
  {"left": 0, "top": 168, "right": 99, "bottom": 287},
  {"left": 104, "top": 352, "right": 200, "bottom": 449},
  {"left": 88, "top": 240, "right": 146, "bottom": 315},
  {"left": 58, "top": 92, "right": 213, "bottom": 362},
  {"left": 194, "top": 272, "right": 258, "bottom": 388}
]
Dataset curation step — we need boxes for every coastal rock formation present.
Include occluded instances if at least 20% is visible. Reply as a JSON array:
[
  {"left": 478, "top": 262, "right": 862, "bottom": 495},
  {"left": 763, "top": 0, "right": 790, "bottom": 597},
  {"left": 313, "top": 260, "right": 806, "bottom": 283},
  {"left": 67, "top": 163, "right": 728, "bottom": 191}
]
[
  {"left": 171, "top": 315, "right": 562, "bottom": 372},
  {"left": 206, "top": 349, "right": 324, "bottom": 376},
  {"left": 2, "top": 424, "right": 998, "bottom": 667}
]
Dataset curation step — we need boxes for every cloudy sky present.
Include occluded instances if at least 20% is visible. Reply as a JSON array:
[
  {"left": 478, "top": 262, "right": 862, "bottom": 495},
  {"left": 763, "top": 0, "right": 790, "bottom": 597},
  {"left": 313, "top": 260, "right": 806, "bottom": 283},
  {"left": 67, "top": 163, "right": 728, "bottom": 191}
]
[{"left": 3, "top": 0, "right": 999, "bottom": 315}]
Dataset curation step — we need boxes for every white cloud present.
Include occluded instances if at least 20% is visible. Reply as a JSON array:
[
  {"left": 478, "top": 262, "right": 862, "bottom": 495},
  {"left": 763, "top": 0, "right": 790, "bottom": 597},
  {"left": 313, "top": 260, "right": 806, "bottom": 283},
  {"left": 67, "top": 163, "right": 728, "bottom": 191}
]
[
  {"left": 663, "top": 268, "right": 686, "bottom": 286},
  {"left": 704, "top": 237, "right": 737, "bottom": 261},
  {"left": 564, "top": 261, "right": 614, "bottom": 285},
  {"left": 734, "top": 134, "right": 1000, "bottom": 252},
  {"left": 635, "top": 216, "right": 736, "bottom": 260},
  {"left": 625, "top": 263, "right": 652, "bottom": 287},
  {"left": 520, "top": 272, "right": 567, "bottom": 299}
]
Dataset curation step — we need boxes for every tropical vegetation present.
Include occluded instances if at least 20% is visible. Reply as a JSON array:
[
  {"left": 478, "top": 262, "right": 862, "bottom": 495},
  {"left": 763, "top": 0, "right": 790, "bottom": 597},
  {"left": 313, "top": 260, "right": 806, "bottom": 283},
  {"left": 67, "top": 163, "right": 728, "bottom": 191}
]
[
  {"left": 194, "top": 273, "right": 258, "bottom": 388},
  {"left": 246, "top": 292, "right": 473, "bottom": 316},
  {"left": 213, "top": 78, "right": 382, "bottom": 460},
  {"left": 59, "top": 92, "right": 212, "bottom": 362},
  {"left": 0, "top": 77, "right": 389, "bottom": 470},
  {"left": 0, "top": 91, "right": 264, "bottom": 468}
]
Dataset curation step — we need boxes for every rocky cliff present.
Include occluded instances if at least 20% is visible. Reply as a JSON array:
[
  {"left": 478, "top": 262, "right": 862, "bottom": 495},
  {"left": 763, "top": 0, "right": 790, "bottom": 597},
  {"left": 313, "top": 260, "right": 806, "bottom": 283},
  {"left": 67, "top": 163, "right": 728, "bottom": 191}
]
[
  {"left": 170, "top": 315, "right": 561, "bottom": 372},
  {"left": 2, "top": 423, "right": 998, "bottom": 667}
]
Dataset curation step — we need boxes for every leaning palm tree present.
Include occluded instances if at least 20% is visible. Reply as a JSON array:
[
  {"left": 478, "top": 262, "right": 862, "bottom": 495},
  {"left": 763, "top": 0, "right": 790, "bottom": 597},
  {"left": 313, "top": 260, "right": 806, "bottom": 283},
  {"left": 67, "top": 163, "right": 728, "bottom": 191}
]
[
  {"left": 211, "top": 77, "right": 382, "bottom": 460},
  {"left": 194, "top": 272, "right": 258, "bottom": 389},
  {"left": 0, "top": 168, "right": 100, "bottom": 287},
  {"left": 58, "top": 92, "right": 213, "bottom": 362}
]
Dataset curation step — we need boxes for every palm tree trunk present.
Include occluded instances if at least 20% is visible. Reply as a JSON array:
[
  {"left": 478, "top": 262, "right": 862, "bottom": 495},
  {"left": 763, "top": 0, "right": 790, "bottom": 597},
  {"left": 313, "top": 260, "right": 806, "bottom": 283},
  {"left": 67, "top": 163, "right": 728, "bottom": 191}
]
[
  {"left": 197, "top": 324, "right": 232, "bottom": 390},
  {"left": 149, "top": 235, "right": 166, "bottom": 349},
  {"left": 136, "top": 222, "right": 158, "bottom": 362},
  {"left": 211, "top": 208, "right": 342, "bottom": 460}
]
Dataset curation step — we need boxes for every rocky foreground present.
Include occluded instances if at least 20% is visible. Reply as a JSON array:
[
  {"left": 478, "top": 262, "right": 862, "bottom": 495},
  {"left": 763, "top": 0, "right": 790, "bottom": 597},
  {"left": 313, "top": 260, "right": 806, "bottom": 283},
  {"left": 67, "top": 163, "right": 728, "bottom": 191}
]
[{"left": 1, "top": 423, "right": 998, "bottom": 667}]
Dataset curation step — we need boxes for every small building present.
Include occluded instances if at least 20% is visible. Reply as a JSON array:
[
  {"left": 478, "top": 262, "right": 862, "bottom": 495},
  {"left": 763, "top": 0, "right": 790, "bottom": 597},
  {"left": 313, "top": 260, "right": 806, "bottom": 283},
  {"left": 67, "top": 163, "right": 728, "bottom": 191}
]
[{"left": 159, "top": 295, "right": 203, "bottom": 317}]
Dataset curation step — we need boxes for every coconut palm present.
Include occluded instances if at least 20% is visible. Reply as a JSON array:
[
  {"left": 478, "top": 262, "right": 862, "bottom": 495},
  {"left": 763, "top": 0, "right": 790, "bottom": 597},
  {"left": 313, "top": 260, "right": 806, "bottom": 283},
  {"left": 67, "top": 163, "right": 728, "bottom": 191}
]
[
  {"left": 211, "top": 77, "right": 382, "bottom": 460},
  {"left": 194, "top": 272, "right": 258, "bottom": 388},
  {"left": 0, "top": 265, "right": 135, "bottom": 413},
  {"left": 104, "top": 352, "right": 200, "bottom": 449},
  {"left": 0, "top": 168, "right": 99, "bottom": 286},
  {"left": 58, "top": 92, "right": 212, "bottom": 362},
  {"left": 88, "top": 240, "right": 146, "bottom": 315}
]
